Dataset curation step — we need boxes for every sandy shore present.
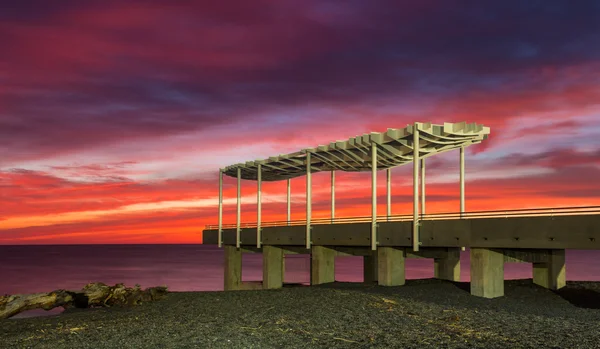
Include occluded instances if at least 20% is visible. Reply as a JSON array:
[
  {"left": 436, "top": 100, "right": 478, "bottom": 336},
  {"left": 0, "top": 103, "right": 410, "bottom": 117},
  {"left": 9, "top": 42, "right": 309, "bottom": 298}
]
[{"left": 2, "top": 279, "right": 600, "bottom": 348}]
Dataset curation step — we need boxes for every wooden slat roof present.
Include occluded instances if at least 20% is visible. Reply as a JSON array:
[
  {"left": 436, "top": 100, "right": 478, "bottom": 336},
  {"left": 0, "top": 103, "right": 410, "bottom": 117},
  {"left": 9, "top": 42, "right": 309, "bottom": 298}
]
[{"left": 222, "top": 121, "right": 490, "bottom": 181}]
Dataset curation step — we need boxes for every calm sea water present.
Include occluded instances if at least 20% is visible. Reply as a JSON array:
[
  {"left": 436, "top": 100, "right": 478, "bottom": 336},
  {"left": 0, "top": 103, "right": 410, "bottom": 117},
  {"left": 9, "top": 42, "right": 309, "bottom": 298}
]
[{"left": 2, "top": 245, "right": 600, "bottom": 318}]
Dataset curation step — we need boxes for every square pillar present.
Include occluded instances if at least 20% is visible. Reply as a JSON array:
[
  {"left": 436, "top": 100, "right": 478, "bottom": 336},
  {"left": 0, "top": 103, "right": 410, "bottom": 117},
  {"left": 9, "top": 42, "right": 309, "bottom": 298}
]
[
  {"left": 533, "top": 249, "right": 566, "bottom": 290},
  {"left": 263, "top": 245, "right": 284, "bottom": 289},
  {"left": 363, "top": 251, "right": 378, "bottom": 284},
  {"left": 224, "top": 245, "right": 242, "bottom": 291},
  {"left": 434, "top": 248, "right": 461, "bottom": 281},
  {"left": 311, "top": 246, "right": 335, "bottom": 285},
  {"left": 377, "top": 247, "right": 405, "bottom": 286},
  {"left": 470, "top": 248, "right": 504, "bottom": 298}
]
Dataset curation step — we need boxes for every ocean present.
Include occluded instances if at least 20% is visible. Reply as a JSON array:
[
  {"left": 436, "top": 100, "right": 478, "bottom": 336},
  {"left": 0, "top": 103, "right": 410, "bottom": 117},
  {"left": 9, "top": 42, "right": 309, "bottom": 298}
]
[{"left": 2, "top": 245, "right": 600, "bottom": 318}]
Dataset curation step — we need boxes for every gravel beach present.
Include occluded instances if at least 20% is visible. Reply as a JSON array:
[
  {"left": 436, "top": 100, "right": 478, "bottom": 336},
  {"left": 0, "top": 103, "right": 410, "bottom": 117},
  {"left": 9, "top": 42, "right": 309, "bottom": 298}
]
[{"left": 2, "top": 279, "right": 600, "bottom": 349}]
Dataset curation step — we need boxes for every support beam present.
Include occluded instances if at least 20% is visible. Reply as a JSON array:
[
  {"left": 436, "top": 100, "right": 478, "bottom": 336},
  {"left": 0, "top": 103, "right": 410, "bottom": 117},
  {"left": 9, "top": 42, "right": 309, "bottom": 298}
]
[
  {"left": 311, "top": 246, "right": 335, "bottom": 285},
  {"left": 306, "top": 152, "right": 312, "bottom": 249},
  {"left": 286, "top": 178, "right": 291, "bottom": 226},
  {"left": 236, "top": 168, "right": 241, "bottom": 248},
  {"left": 412, "top": 123, "right": 420, "bottom": 251},
  {"left": 460, "top": 147, "right": 465, "bottom": 251},
  {"left": 331, "top": 171, "right": 335, "bottom": 223},
  {"left": 533, "top": 249, "right": 566, "bottom": 290},
  {"left": 371, "top": 142, "right": 377, "bottom": 250},
  {"left": 386, "top": 168, "right": 391, "bottom": 220},
  {"left": 470, "top": 248, "right": 504, "bottom": 298},
  {"left": 363, "top": 251, "right": 378, "bottom": 284},
  {"left": 460, "top": 146, "right": 465, "bottom": 217},
  {"left": 224, "top": 245, "right": 242, "bottom": 290},
  {"left": 262, "top": 245, "right": 284, "bottom": 289},
  {"left": 257, "top": 164, "right": 262, "bottom": 248},
  {"left": 377, "top": 247, "right": 405, "bottom": 286},
  {"left": 218, "top": 169, "right": 223, "bottom": 248},
  {"left": 434, "top": 248, "right": 461, "bottom": 281},
  {"left": 420, "top": 159, "right": 425, "bottom": 217}
]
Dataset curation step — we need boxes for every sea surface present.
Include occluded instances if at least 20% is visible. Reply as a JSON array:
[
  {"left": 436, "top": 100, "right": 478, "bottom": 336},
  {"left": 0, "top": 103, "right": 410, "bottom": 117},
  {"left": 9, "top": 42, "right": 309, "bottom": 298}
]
[{"left": 2, "top": 245, "right": 600, "bottom": 318}]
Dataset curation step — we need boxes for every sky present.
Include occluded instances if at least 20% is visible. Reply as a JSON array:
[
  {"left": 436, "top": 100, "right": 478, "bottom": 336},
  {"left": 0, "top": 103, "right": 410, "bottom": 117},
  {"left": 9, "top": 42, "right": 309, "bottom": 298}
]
[{"left": 1, "top": 1, "right": 600, "bottom": 244}]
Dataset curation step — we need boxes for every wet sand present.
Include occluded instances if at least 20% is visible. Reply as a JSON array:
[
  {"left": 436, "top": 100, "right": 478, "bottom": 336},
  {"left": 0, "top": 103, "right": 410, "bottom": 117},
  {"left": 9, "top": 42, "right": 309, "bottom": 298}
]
[{"left": 2, "top": 279, "right": 600, "bottom": 348}]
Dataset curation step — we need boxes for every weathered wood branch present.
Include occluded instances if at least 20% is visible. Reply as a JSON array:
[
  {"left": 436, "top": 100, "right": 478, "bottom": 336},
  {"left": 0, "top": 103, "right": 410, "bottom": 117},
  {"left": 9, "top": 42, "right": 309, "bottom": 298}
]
[{"left": 0, "top": 282, "right": 168, "bottom": 320}]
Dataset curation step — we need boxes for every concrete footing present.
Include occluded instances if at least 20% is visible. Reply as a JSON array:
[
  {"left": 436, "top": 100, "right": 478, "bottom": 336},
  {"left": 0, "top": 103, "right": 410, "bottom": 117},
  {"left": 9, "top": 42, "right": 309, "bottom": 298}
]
[
  {"left": 434, "top": 248, "right": 461, "bottom": 281},
  {"left": 533, "top": 249, "right": 566, "bottom": 290},
  {"left": 470, "top": 248, "right": 504, "bottom": 298},
  {"left": 377, "top": 247, "right": 405, "bottom": 286},
  {"left": 311, "top": 245, "right": 336, "bottom": 285}
]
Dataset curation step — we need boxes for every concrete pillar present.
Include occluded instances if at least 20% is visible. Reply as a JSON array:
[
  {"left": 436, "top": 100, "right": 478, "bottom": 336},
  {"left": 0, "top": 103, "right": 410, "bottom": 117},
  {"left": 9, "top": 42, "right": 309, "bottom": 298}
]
[
  {"left": 434, "top": 248, "right": 461, "bottom": 281},
  {"left": 412, "top": 123, "right": 420, "bottom": 251},
  {"left": 377, "top": 247, "right": 405, "bottom": 286},
  {"left": 218, "top": 169, "right": 223, "bottom": 248},
  {"left": 533, "top": 249, "right": 566, "bottom": 290},
  {"left": 470, "top": 248, "right": 504, "bottom": 298},
  {"left": 311, "top": 246, "right": 335, "bottom": 285},
  {"left": 262, "top": 245, "right": 284, "bottom": 289},
  {"left": 236, "top": 168, "right": 241, "bottom": 248},
  {"left": 331, "top": 171, "right": 335, "bottom": 223},
  {"left": 386, "top": 168, "right": 391, "bottom": 220},
  {"left": 363, "top": 251, "right": 378, "bottom": 284},
  {"left": 224, "top": 245, "right": 242, "bottom": 290}
]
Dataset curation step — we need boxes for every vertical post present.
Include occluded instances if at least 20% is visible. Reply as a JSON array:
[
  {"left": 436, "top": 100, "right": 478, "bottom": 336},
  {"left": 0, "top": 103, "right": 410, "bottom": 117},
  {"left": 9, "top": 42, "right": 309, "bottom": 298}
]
[
  {"left": 421, "top": 159, "right": 425, "bottom": 217},
  {"left": 412, "top": 123, "right": 420, "bottom": 251},
  {"left": 286, "top": 178, "right": 291, "bottom": 226},
  {"left": 371, "top": 142, "right": 377, "bottom": 251},
  {"left": 460, "top": 146, "right": 465, "bottom": 218},
  {"left": 256, "top": 164, "right": 262, "bottom": 248},
  {"left": 386, "top": 168, "right": 391, "bottom": 220},
  {"left": 331, "top": 171, "right": 335, "bottom": 223},
  {"left": 236, "top": 168, "right": 241, "bottom": 248},
  {"left": 218, "top": 169, "right": 223, "bottom": 248},
  {"left": 306, "top": 152, "right": 312, "bottom": 249}
]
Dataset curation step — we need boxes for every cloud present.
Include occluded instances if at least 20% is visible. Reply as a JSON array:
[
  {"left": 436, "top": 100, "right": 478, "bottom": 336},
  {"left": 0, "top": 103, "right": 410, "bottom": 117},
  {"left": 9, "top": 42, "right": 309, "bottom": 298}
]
[{"left": 1, "top": 1, "right": 600, "bottom": 243}]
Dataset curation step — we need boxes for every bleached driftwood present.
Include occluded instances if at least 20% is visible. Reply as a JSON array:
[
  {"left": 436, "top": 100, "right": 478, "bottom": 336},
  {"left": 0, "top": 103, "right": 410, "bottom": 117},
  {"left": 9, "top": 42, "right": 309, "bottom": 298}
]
[{"left": 0, "top": 282, "right": 168, "bottom": 320}]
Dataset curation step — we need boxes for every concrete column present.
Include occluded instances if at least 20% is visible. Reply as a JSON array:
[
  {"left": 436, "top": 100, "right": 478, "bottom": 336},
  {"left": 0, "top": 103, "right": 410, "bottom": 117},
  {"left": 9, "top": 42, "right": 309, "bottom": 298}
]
[
  {"left": 377, "top": 247, "right": 405, "bottom": 286},
  {"left": 363, "top": 251, "right": 378, "bottom": 284},
  {"left": 218, "top": 169, "right": 223, "bottom": 248},
  {"left": 262, "top": 245, "right": 284, "bottom": 289},
  {"left": 306, "top": 152, "right": 312, "bottom": 249},
  {"left": 386, "top": 168, "right": 391, "bottom": 220},
  {"left": 371, "top": 142, "right": 377, "bottom": 250},
  {"left": 311, "top": 245, "right": 335, "bottom": 285},
  {"left": 434, "top": 248, "right": 461, "bottom": 281},
  {"left": 412, "top": 123, "right": 420, "bottom": 251},
  {"left": 470, "top": 248, "right": 504, "bottom": 298},
  {"left": 287, "top": 178, "right": 291, "bottom": 226},
  {"left": 420, "top": 159, "right": 425, "bottom": 217},
  {"left": 236, "top": 168, "right": 241, "bottom": 248},
  {"left": 460, "top": 146, "right": 465, "bottom": 217},
  {"left": 224, "top": 245, "right": 242, "bottom": 290},
  {"left": 257, "top": 164, "right": 262, "bottom": 248},
  {"left": 533, "top": 249, "right": 566, "bottom": 290},
  {"left": 331, "top": 171, "right": 335, "bottom": 223}
]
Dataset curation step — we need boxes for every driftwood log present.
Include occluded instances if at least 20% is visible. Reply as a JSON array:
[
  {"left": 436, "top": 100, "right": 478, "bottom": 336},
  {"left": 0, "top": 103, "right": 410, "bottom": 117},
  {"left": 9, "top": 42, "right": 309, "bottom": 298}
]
[{"left": 0, "top": 282, "right": 168, "bottom": 320}]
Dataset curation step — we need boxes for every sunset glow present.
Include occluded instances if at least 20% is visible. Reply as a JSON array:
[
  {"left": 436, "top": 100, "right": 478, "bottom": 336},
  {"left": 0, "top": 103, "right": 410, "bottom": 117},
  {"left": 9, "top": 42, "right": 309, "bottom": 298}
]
[{"left": 1, "top": 1, "right": 600, "bottom": 244}]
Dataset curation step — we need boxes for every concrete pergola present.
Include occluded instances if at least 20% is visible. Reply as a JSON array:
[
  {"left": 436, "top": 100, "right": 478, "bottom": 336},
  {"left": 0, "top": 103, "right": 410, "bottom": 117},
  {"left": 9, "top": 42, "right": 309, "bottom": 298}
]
[{"left": 217, "top": 121, "right": 490, "bottom": 252}]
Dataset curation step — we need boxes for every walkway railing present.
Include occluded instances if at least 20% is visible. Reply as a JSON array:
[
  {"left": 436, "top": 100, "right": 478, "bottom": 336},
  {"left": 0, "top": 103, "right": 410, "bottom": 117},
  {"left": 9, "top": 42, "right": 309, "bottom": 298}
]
[{"left": 205, "top": 205, "right": 600, "bottom": 230}]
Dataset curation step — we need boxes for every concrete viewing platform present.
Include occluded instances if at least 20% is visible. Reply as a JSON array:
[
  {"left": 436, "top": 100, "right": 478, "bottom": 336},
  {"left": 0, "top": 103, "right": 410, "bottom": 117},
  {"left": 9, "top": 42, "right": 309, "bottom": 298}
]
[{"left": 204, "top": 122, "right": 600, "bottom": 298}]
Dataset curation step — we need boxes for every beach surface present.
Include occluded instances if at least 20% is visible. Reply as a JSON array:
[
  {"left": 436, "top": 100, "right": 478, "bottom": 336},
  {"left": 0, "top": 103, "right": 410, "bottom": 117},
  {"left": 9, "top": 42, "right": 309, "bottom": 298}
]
[{"left": 2, "top": 279, "right": 600, "bottom": 348}]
